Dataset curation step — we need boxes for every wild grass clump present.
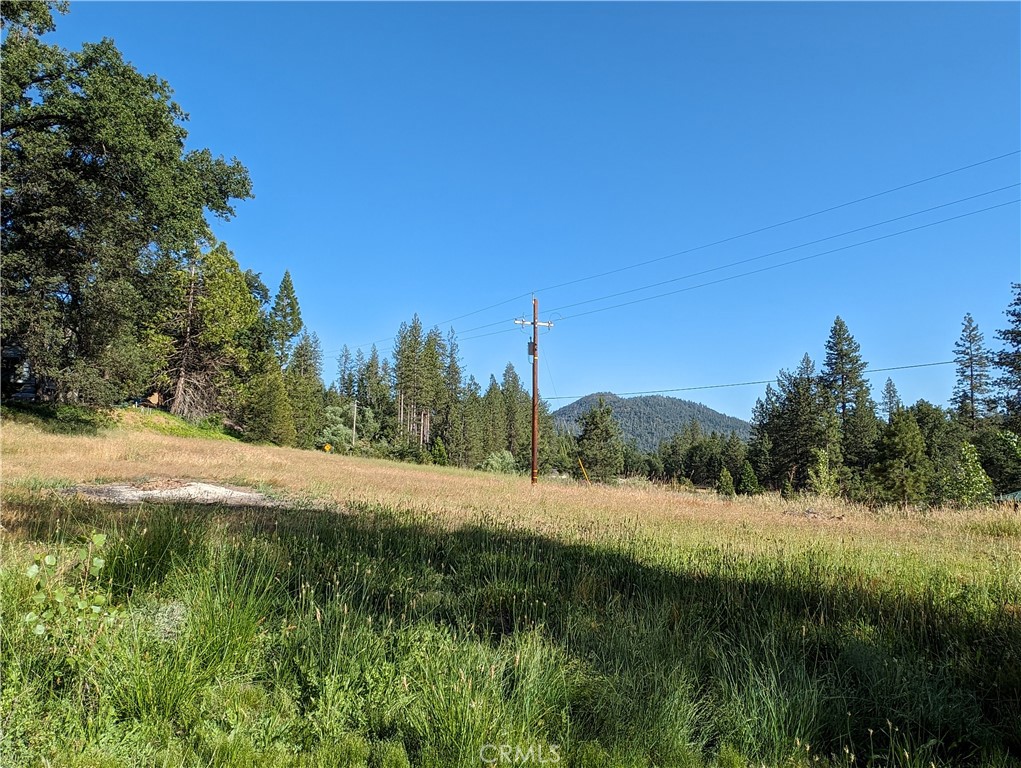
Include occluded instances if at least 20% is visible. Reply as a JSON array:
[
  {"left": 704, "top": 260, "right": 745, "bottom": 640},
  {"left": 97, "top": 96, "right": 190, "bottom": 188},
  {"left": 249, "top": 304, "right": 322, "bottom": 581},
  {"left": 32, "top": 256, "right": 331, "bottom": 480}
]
[{"left": 2, "top": 493, "right": 1019, "bottom": 767}]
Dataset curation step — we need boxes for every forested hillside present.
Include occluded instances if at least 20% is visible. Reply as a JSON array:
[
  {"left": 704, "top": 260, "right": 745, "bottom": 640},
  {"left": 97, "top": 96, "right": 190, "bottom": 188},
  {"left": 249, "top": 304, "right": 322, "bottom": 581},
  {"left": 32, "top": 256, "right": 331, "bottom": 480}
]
[{"left": 553, "top": 393, "right": 751, "bottom": 452}]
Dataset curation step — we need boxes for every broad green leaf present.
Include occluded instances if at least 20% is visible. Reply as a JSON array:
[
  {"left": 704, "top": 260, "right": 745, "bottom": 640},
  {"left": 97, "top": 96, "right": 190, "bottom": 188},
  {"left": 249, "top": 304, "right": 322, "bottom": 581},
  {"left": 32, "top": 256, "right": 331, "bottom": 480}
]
[
  {"left": 92, "top": 533, "right": 107, "bottom": 548},
  {"left": 44, "top": 554, "right": 57, "bottom": 567},
  {"left": 26, "top": 564, "right": 40, "bottom": 579}
]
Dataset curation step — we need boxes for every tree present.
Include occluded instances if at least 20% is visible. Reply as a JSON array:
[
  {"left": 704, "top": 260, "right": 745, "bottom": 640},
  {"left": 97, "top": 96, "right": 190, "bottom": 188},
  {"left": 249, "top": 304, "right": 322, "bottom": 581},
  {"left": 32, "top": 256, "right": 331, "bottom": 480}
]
[
  {"left": 1, "top": 8, "right": 252, "bottom": 404},
  {"left": 243, "top": 358, "right": 296, "bottom": 446},
  {"left": 160, "top": 242, "right": 260, "bottom": 420},
  {"left": 716, "top": 466, "right": 736, "bottom": 497},
  {"left": 996, "top": 283, "right": 1021, "bottom": 431},
  {"left": 574, "top": 398, "right": 624, "bottom": 482},
  {"left": 481, "top": 375, "right": 507, "bottom": 457},
  {"left": 821, "top": 317, "right": 869, "bottom": 426},
  {"left": 881, "top": 378, "right": 901, "bottom": 424},
  {"left": 951, "top": 313, "right": 993, "bottom": 429},
  {"left": 285, "top": 332, "right": 325, "bottom": 450},
  {"left": 877, "top": 408, "right": 929, "bottom": 506},
  {"left": 269, "top": 271, "right": 303, "bottom": 364},
  {"left": 755, "top": 355, "right": 838, "bottom": 492},
  {"left": 336, "top": 345, "right": 355, "bottom": 400},
  {"left": 737, "top": 460, "right": 761, "bottom": 495},
  {"left": 502, "top": 363, "right": 532, "bottom": 465},
  {"left": 933, "top": 442, "right": 994, "bottom": 507}
]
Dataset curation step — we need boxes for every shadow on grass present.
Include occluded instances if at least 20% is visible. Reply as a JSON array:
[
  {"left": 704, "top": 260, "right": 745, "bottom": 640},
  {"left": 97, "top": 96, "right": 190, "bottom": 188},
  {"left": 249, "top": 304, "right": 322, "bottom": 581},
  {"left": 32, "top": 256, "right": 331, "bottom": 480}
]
[{"left": 4, "top": 493, "right": 1020, "bottom": 767}]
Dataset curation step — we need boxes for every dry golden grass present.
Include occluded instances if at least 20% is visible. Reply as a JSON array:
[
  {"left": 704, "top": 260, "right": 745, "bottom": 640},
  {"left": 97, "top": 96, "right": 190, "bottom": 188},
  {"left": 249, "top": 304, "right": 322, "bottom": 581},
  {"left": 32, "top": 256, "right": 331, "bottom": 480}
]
[{"left": 2, "top": 416, "right": 1018, "bottom": 581}]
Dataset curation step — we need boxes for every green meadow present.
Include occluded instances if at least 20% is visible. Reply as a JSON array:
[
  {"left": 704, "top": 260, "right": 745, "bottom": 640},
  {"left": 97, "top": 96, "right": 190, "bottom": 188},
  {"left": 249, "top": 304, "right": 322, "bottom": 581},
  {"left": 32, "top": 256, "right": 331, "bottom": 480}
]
[{"left": 1, "top": 419, "right": 1019, "bottom": 767}]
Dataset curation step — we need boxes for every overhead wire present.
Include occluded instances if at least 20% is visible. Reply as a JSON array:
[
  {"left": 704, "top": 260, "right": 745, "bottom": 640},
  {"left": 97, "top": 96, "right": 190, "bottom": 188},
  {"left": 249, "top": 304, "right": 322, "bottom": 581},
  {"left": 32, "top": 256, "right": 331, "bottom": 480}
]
[
  {"left": 542, "top": 360, "right": 957, "bottom": 401},
  {"left": 452, "top": 185, "right": 1020, "bottom": 336},
  {"left": 322, "top": 149, "right": 1019, "bottom": 355},
  {"left": 453, "top": 197, "right": 1018, "bottom": 339}
]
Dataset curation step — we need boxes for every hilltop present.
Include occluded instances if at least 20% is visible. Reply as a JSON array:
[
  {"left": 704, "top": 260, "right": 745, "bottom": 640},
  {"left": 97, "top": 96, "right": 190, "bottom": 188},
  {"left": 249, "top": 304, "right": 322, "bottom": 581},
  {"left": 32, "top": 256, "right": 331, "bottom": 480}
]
[{"left": 552, "top": 392, "right": 751, "bottom": 452}]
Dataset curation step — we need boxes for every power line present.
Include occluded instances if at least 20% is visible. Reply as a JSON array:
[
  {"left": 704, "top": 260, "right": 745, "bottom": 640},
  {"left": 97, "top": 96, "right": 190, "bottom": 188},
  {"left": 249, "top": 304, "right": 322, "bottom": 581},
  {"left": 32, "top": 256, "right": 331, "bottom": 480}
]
[
  {"left": 323, "top": 149, "right": 1019, "bottom": 356},
  {"left": 554, "top": 198, "right": 1019, "bottom": 322},
  {"left": 452, "top": 186, "right": 1019, "bottom": 336},
  {"left": 454, "top": 197, "right": 1018, "bottom": 339},
  {"left": 543, "top": 183, "right": 1018, "bottom": 316},
  {"left": 528, "top": 150, "right": 1021, "bottom": 296},
  {"left": 543, "top": 360, "right": 956, "bottom": 401}
]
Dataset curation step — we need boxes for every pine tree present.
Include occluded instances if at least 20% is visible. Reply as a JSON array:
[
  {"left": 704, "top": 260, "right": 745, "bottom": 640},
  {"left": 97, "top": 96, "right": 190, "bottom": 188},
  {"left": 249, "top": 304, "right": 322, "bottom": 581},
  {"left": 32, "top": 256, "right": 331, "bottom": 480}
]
[
  {"left": 996, "top": 283, "right": 1021, "bottom": 431},
  {"left": 761, "top": 355, "right": 836, "bottom": 491},
  {"left": 952, "top": 313, "right": 993, "bottom": 429},
  {"left": 502, "top": 363, "right": 532, "bottom": 464},
  {"left": 737, "top": 460, "right": 761, "bottom": 495},
  {"left": 244, "top": 358, "right": 296, "bottom": 446},
  {"left": 878, "top": 408, "right": 930, "bottom": 506},
  {"left": 269, "top": 271, "right": 303, "bottom": 364},
  {"left": 881, "top": 378, "right": 901, "bottom": 424},
  {"left": 821, "top": 316, "right": 869, "bottom": 426},
  {"left": 285, "top": 332, "right": 325, "bottom": 450},
  {"left": 575, "top": 398, "right": 624, "bottom": 482},
  {"left": 336, "top": 345, "right": 355, "bottom": 400},
  {"left": 716, "top": 466, "right": 736, "bottom": 497},
  {"left": 392, "top": 315, "right": 425, "bottom": 443},
  {"left": 482, "top": 375, "right": 508, "bottom": 457}
]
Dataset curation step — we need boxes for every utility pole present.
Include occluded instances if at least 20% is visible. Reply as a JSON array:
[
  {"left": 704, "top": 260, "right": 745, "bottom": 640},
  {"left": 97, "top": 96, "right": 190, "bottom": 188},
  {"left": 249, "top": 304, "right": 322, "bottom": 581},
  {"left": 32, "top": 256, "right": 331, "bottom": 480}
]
[{"left": 515, "top": 298, "right": 553, "bottom": 485}]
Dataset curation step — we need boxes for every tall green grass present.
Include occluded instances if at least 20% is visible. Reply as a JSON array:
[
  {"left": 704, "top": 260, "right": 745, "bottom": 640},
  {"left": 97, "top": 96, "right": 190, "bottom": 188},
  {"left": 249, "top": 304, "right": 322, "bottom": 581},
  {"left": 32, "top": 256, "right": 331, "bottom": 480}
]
[{"left": 1, "top": 493, "right": 1018, "bottom": 767}]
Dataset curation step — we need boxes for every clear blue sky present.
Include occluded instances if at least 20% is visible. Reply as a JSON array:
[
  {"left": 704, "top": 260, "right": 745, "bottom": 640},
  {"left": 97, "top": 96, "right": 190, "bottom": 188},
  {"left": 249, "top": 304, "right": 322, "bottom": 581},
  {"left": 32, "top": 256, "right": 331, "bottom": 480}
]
[{"left": 50, "top": 1, "right": 1020, "bottom": 420}]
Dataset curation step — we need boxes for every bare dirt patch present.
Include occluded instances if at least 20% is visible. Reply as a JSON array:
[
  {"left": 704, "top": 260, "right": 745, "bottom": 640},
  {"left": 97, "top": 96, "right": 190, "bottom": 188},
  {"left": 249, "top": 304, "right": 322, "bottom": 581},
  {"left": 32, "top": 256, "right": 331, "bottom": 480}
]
[{"left": 67, "top": 481, "right": 282, "bottom": 507}]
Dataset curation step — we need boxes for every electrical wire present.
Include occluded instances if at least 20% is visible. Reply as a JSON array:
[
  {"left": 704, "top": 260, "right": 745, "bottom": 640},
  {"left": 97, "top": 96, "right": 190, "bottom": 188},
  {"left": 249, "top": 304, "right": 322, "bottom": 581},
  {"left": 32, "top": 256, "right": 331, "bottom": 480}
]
[
  {"left": 322, "top": 149, "right": 1019, "bottom": 355},
  {"left": 453, "top": 197, "right": 1018, "bottom": 339},
  {"left": 542, "top": 360, "right": 956, "bottom": 401}
]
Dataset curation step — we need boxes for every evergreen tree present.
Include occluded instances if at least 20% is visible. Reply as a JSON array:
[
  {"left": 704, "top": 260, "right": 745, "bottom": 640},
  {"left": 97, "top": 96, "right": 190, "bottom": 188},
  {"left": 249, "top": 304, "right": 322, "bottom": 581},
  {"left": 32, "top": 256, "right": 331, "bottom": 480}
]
[
  {"left": 574, "top": 398, "right": 624, "bottom": 482},
  {"left": 161, "top": 242, "right": 260, "bottom": 420},
  {"left": 285, "top": 332, "right": 325, "bottom": 450},
  {"left": 995, "top": 283, "right": 1021, "bottom": 431},
  {"left": 951, "top": 313, "right": 993, "bottom": 429},
  {"left": 502, "top": 363, "right": 532, "bottom": 465},
  {"left": 243, "top": 358, "right": 296, "bottom": 446},
  {"left": 878, "top": 407, "right": 930, "bottom": 506},
  {"left": 881, "top": 378, "right": 901, "bottom": 424},
  {"left": 336, "top": 345, "right": 355, "bottom": 400},
  {"left": 392, "top": 315, "right": 425, "bottom": 443},
  {"left": 821, "top": 316, "right": 869, "bottom": 427},
  {"left": 737, "top": 460, "right": 761, "bottom": 495},
  {"left": 759, "top": 355, "right": 837, "bottom": 492},
  {"left": 482, "top": 375, "right": 507, "bottom": 457},
  {"left": 458, "top": 376, "right": 487, "bottom": 468},
  {"left": 716, "top": 466, "right": 736, "bottom": 497},
  {"left": 269, "top": 271, "right": 303, "bottom": 364}
]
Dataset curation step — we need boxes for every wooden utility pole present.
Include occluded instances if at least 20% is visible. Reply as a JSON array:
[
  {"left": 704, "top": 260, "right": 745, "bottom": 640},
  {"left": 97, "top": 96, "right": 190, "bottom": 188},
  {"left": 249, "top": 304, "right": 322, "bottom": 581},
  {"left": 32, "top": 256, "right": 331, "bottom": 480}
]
[{"left": 515, "top": 298, "right": 553, "bottom": 485}]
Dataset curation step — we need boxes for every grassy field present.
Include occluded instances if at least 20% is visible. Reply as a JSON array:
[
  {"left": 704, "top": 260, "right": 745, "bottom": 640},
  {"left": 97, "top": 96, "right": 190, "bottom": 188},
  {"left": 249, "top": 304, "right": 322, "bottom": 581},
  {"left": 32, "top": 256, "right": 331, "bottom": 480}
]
[{"left": 1, "top": 413, "right": 1019, "bottom": 767}]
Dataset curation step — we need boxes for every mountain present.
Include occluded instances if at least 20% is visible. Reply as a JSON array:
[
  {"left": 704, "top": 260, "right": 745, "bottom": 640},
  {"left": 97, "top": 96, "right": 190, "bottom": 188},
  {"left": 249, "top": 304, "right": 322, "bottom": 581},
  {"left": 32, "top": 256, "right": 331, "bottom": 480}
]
[{"left": 552, "top": 392, "right": 751, "bottom": 453}]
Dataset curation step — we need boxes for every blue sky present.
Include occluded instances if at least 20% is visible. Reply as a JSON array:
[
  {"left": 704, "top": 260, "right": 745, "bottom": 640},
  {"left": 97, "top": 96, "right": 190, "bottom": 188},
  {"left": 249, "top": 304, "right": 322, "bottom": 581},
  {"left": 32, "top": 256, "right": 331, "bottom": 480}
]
[{"left": 49, "top": 2, "right": 1020, "bottom": 420}]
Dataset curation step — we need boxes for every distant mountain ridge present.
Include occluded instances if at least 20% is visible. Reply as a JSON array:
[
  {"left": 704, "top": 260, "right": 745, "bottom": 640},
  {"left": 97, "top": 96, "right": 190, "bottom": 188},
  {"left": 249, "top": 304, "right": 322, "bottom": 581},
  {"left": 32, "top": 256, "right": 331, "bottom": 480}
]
[{"left": 552, "top": 392, "right": 751, "bottom": 453}]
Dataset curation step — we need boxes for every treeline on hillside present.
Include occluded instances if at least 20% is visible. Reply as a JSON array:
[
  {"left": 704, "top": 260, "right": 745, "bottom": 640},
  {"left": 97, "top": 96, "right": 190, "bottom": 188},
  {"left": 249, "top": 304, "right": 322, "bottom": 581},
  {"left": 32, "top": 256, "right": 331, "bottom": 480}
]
[
  {"left": 570, "top": 306, "right": 1021, "bottom": 507},
  {"left": 553, "top": 392, "right": 751, "bottom": 452}
]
